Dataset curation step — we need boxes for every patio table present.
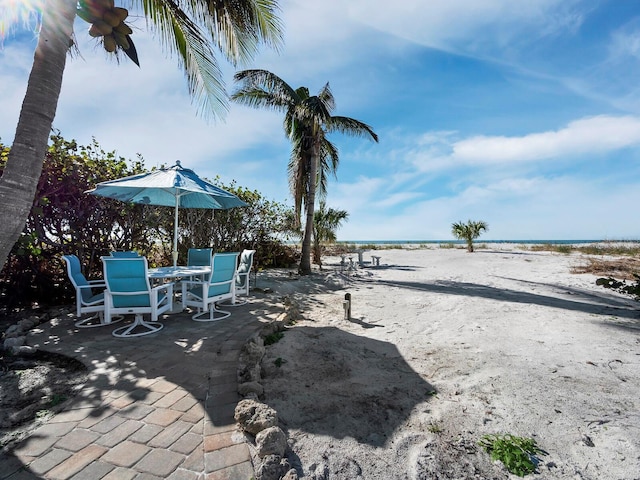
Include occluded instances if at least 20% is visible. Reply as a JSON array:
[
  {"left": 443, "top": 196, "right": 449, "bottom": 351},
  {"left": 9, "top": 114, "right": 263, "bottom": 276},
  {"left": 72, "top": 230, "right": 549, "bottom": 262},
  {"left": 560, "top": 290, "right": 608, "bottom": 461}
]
[
  {"left": 148, "top": 265, "right": 211, "bottom": 312},
  {"left": 148, "top": 265, "right": 211, "bottom": 280}
]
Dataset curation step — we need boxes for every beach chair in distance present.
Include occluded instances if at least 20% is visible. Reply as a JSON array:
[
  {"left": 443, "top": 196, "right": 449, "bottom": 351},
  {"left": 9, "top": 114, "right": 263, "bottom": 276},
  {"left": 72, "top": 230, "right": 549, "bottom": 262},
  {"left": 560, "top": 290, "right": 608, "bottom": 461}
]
[
  {"left": 102, "top": 256, "right": 173, "bottom": 338},
  {"left": 182, "top": 252, "right": 239, "bottom": 321},
  {"left": 62, "top": 254, "right": 122, "bottom": 328}
]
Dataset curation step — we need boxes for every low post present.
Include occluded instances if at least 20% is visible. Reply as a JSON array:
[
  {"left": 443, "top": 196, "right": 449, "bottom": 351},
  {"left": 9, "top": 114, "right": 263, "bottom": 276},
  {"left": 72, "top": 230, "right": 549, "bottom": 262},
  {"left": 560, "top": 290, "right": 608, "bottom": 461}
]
[{"left": 343, "top": 292, "right": 351, "bottom": 320}]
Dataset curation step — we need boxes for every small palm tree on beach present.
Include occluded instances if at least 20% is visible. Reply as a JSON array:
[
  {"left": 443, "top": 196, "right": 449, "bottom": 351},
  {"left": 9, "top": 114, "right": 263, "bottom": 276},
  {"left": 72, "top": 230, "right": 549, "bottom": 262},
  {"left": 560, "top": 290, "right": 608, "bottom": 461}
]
[
  {"left": 451, "top": 220, "right": 488, "bottom": 252},
  {"left": 313, "top": 201, "right": 348, "bottom": 269}
]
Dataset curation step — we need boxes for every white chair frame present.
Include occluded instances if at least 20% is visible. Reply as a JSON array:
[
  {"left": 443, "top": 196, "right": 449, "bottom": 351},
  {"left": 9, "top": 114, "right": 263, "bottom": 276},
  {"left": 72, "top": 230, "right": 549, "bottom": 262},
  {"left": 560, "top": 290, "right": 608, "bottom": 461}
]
[
  {"left": 102, "top": 257, "right": 174, "bottom": 338},
  {"left": 62, "top": 254, "right": 122, "bottom": 328},
  {"left": 182, "top": 252, "right": 238, "bottom": 322}
]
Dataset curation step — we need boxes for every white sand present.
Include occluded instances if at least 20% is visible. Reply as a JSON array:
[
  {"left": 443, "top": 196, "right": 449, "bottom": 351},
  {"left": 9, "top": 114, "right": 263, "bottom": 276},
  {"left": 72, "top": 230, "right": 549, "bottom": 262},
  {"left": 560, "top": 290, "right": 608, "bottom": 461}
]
[{"left": 258, "top": 245, "right": 640, "bottom": 479}]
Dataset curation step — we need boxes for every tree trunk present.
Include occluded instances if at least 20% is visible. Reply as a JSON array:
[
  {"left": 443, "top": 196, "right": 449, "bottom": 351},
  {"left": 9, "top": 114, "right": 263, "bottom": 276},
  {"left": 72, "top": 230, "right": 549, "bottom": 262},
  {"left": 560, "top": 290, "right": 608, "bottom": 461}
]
[
  {"left": 0, "top": 0, "right": 76, "bottom": 271},
  {"left": 299, "top": 139, "right": 320, "bottom": 275}
]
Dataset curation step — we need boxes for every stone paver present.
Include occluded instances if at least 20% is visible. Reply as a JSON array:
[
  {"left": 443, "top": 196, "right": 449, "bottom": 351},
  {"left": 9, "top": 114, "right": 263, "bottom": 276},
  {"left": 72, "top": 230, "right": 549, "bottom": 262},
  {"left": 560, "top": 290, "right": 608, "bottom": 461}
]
[{"left": 1, "top": 299, "right": 275, "bottom": 479}]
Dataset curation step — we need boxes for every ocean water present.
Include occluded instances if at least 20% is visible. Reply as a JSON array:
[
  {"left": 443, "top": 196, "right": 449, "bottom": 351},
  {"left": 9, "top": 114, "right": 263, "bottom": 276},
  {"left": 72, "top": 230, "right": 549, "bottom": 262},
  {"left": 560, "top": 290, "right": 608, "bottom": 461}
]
[{"left": 335, "top": 239, "right": 634, "bottom": 246}]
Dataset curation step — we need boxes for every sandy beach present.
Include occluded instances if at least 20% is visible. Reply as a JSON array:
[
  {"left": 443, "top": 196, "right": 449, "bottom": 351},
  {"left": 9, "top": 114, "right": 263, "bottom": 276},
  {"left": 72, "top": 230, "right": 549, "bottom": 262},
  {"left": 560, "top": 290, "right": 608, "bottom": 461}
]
[{"left": 256, "top": 244, "right": 640, "bottom": 479}]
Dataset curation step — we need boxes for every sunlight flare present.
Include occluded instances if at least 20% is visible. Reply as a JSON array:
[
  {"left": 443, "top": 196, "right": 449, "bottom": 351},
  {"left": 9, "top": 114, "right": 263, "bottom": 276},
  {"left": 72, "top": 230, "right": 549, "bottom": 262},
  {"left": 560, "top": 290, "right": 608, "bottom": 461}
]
[{"left": 0, "top": 0, "right": 45, "bottom": 38}]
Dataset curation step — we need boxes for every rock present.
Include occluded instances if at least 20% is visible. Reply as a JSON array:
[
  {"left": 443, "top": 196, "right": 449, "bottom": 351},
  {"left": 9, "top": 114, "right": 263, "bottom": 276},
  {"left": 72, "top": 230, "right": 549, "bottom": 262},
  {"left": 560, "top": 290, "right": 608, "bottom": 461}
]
[
  {"left": 234, "top": 399, "right": 278, "bottom": 435},
  {"left": 255, "top": 426, "right": 287, "bottom": 457},
  {"left": 256, "top": 454, "right": 291, "bottom": 480},
  {"left": 238, "top": 381, "right": 264, "bottom": 397},
  {"left": 281, "top": 469, "right": 299, "bottom": 480},
  {"left": 11, "top": 345, "right": 37, "bottom": 355},
  {"left": 4, "top": 325, "right": 21, "bottom": 337},
  {"left": 238, "top": 363, "right": 262, "bottom": 383},
  {"left": 4, "top": 336, "right": 26, "bottom": 349},
  {"left": 239, "top": 338, "right": 266, "bottom": 365},
  {"left": 18, "top": 318, "right": 38, "bottom": 330}
]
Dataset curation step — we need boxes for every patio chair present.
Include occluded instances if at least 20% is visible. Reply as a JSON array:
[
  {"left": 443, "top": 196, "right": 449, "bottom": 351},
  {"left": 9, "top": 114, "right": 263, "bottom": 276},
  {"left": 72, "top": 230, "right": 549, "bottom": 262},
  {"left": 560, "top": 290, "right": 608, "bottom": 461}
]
[
  {"left": 221, "top": 249, "right": 256, "bottom": 306},
  {"left": 187, "top": 248, "right": 212, "bottom": 266},
  {"left": 62, "top": 254, "right": 122, "bottom": 328},
  {"left": 102, "top": 256, "right": 173, "bottom": 338},
  {"left": 110, "top": 251, "right": 141, "bottom": 257},
  {"left": 182, "top": 252, "right": 239, "bottom": 322},
  {"left": 187, "top": 248, "right": 212, "bottom": 282}
]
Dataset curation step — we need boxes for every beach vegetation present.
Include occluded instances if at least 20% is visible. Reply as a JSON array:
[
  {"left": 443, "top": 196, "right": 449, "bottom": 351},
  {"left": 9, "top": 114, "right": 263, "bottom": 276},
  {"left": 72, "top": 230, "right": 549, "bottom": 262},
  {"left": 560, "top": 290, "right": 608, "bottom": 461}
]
[
  {"left": 451, "top": 220, "right": 489, "bottom": 253},
  {"left": 264, "top": 331, "right": 285, "bottom": 345},
  {"left": 479, "top": 433, "right": 546, "bottom": 477},
  {"left": 528, "top": 242, "right": 640, "bottom": 283},
  {"left": 231, "top": 69, "right": 378, "bottom": 275},
  {"left": 595, "top": 275, "right": 640, "bottom": 300},
  {"left": 427, "top": 423, "right": 443, "bottom": 434},
  {"left": 0, "top": 0, "right": 283, "bottom": 273},
  {"left": 312, "top": 201, "right": 349, "bottom": 270},
  {"left": 0, "top": 134, "right": 295, "bottom": 308},
  {"left": 529, "top": 242, "right": 640, "bottom": 257}
]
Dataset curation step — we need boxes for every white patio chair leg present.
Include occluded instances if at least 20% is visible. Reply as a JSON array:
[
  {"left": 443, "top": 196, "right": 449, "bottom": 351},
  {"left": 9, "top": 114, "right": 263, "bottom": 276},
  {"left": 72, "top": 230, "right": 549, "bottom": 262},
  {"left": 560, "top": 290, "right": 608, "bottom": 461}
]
[
  {"left": 219, "top": 293, "right": 248, "bottom": 307},
  {"left": 192, "top": 303, "right": 231, "bottom": 322},
  {"left": 112, "top": 314, "right": 163, "bottom": 338},
  {"left": 75, "top": 313, "right": 124, "bottom": 329}
]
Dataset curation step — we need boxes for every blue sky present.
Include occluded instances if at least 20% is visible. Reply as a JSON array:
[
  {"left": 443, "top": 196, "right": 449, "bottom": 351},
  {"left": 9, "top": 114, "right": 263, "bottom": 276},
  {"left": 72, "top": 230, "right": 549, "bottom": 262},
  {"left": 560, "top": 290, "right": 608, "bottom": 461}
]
[{"left": 2, "top": 0, "right": 640, "bottom": 241}]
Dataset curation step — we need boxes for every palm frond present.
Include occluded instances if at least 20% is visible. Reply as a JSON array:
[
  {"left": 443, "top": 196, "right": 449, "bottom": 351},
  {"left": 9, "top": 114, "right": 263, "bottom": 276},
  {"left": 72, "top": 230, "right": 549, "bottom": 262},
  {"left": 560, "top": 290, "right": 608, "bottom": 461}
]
[
  {"left": 317, "top": 82, "right": 335, "bottom": 112},
  {"left": 232, "top": 69, "right": 299, "bottom": 110},
  {"left": 326, "top": 116, "right": 379, "bottom": 142},
  {"left": 138, "top": 0, "right": 226, "bottom": 119},
  {"left": 197, "top": 0, "right": 283, "bottom": 65}
]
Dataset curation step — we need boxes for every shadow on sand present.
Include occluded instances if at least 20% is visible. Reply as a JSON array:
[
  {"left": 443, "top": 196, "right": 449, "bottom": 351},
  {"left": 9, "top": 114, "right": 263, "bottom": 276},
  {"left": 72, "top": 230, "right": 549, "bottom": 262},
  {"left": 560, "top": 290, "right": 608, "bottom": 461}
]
[{"left": 260, "top": 325, "right": 436, "bottom": 448}]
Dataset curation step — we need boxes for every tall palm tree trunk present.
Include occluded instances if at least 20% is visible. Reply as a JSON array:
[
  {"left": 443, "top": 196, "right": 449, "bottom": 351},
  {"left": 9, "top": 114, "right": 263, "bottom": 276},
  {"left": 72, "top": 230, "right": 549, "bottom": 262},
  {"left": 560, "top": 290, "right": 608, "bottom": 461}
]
[
  {"left": 299, "top": 139, "right": 320, "bottom": 275},
  {"left": 0, "top": 0, "right": 75, "bottom": 269}
]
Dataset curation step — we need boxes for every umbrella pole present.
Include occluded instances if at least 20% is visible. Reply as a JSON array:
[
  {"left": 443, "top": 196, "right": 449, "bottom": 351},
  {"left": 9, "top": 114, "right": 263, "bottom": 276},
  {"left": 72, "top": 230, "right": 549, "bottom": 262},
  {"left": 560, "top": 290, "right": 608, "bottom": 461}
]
[{"left": 173, "top": 198, "right": 179, "bottom": 266}]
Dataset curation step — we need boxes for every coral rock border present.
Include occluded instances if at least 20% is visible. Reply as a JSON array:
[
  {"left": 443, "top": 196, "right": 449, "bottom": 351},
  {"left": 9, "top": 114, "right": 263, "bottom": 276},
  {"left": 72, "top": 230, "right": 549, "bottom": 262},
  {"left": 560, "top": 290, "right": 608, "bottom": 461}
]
[{"left": 235, "top": 298, "right": 300, "bottom": 480}]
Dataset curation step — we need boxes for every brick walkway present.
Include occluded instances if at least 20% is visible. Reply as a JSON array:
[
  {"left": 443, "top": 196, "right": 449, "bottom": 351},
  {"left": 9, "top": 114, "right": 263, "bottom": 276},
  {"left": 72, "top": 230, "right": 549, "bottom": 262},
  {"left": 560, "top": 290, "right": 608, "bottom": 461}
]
[{"left": 0, "top": 293, "right": 283, "bottom": 479}]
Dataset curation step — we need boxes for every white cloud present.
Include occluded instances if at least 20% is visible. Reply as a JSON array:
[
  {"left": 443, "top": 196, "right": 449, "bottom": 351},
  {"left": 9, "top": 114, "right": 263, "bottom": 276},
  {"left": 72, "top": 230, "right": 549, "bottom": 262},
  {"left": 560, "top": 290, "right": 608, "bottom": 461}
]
[
  {"left": 342, "top": 0, "right": 584, "bottom": 53},
  {"left": 396, "top": 115, "right": 640, "bottom": 173},
  {"left": 609, "top": 17, "right": 640, "bottom": 60},
  {"left": 452, "top": 115, "right": 640, "bottom": 165}
]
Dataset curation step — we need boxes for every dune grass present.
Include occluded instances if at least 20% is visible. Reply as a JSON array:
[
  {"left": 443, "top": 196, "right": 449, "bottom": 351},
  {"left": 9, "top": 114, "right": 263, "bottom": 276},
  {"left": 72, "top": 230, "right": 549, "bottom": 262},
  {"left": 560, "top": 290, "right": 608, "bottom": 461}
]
[{"left": 525, "top": 242, "right": 640, "bottom": 280}]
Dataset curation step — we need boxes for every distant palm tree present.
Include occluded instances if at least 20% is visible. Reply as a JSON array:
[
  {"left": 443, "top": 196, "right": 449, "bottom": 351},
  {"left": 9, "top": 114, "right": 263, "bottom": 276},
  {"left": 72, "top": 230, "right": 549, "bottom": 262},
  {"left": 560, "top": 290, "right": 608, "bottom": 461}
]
[
  {"left": 231, "top": 69, "right": 378, "bottom": 275},
  {"left": 313, "top": 201, "right": 348, "bottom": 269},
  {"left": 0, "top": 0, "right": 282, "bottom": 270},
  {"left": 451, "top": 220, "right": 488, "bottom": 252}
]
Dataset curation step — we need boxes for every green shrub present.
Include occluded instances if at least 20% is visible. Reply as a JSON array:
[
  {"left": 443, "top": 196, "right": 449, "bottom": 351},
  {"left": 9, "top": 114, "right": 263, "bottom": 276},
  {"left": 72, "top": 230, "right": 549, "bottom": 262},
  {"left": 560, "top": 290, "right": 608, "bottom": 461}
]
[
  {"left": 264, "top": 332, "right": 284, "bottom": 345},
  {"left": 596, "top": 274, "right": 640, "bottom": 300},
  {"left": 479, "top": 434, "right": 546, "bottom": 477}
]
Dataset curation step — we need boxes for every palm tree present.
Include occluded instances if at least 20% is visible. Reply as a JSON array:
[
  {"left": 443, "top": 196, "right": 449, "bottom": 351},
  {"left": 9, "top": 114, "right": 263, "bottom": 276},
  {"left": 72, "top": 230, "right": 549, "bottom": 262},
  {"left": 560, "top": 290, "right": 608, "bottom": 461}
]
[
  {"left": 0, "top": 0, "right": 283, "bottom": 270},
  {"left": 313, "top": 201, "right": 348, "bottom": 269},
  {"left": 231, "top": 69, "right": 378, "bottom": 275},
  {"left": 451, "top": 220, "right": 489, "bottom": 252}
]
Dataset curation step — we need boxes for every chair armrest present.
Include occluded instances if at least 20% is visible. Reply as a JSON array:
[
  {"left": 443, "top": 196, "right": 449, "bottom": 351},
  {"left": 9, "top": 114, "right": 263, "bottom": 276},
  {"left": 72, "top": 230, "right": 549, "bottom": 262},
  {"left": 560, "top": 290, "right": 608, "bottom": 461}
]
[
  {"left": 107, "top": 290, "right": 149, "bottom": 296},
  {"left": 78, "top": 283, "right": 105, "bottom": 291}
]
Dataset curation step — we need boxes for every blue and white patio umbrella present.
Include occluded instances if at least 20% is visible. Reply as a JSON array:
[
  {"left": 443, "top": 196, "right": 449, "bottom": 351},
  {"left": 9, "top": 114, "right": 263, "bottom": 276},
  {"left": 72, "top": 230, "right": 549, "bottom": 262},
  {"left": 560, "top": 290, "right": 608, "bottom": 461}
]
[{"left": 87, "top": 160, "right": 247, "bottom": 266}]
